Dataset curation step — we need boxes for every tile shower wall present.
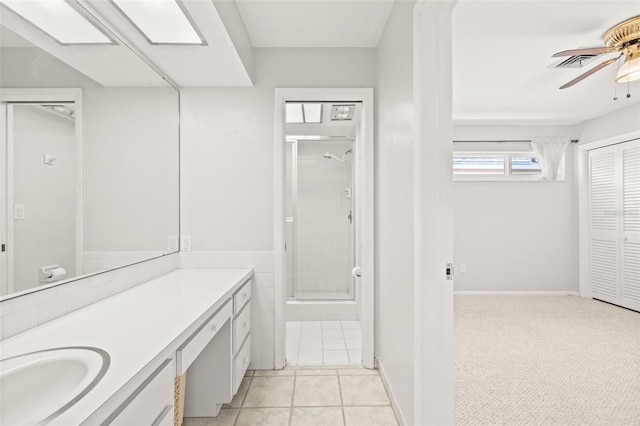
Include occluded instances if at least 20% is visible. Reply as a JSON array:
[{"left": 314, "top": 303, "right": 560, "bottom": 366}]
[
  {"left": 0, "top": 254, "right": 178, "bottom": 340},
  {"left": 179, "top": 251, "right": 275, "bottom": 370},
  {"left": 296, "top": 141, "right": 354, "bottom": 299}
]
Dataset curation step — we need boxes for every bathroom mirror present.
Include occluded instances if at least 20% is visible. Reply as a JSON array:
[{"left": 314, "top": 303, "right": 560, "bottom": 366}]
[{"left": 0, "top": 11, "right": 179, "bottom": 299}]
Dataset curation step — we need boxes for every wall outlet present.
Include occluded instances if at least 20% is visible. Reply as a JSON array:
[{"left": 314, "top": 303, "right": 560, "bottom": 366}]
[
  {"left": 14, "top": 204, "right": 25, "bottom": 220},
  {"left": 167, "top": 235, "right": 178, "bottom": 252},
  {"left": 460, "top": 263, "right": 467, "bottom": 273},
  {"left": 181, "top": 235, "right": 192, "bottom": 251}
]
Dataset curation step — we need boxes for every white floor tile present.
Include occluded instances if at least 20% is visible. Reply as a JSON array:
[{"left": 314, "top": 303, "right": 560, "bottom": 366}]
[
  {"left": 299, "top": 338, "right": 323, "bottom": 350},
  {"left": 302, "top": 321, "right": 322, "bottom": 329},
  {"left": 342, "top": 329, "right": 361, "bottom": 339},
  {"left": 345, "top": 338, "right": 362, "bottom": 350},
  {"left": 301, "top": 329, "right": 322, "bottom": 339},
  {"left": 341, "top": 321, "right": 361, "bottom": 329},
  {"left": 322, "top": 321, "right": 342, "bottom": 329},
  {"left": 322, "top": 329, "right": 344, "bottom": 339},
  {"left": 323, "top": 351, "right": 350, "bottom": 364},
  {"left": 298, "top": 351, "right": 324, "bottom": 364},
  {"left": 323, "top": 339, "right": 346, "bottom": 350}
]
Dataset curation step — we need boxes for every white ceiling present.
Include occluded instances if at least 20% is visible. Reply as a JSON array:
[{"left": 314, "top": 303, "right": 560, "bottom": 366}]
[
  {"left": 453, "top": 0, "right": 640, "bottom": 125},
  {"left": 236, "top": 0, "right": 394, "bottom": 47}
]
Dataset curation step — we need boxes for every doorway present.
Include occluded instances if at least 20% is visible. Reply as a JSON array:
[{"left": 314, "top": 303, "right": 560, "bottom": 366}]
[
  {"left": 274, "top": 88, "right": 375, "bottom": 369},
  {"left": 0, "top": 89, "right": 83, "bottom": 297}
]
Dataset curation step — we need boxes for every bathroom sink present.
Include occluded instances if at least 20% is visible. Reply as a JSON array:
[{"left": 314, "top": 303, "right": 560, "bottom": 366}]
[{"left": 0, "top": 346, "right": 110, "bottom": 426}]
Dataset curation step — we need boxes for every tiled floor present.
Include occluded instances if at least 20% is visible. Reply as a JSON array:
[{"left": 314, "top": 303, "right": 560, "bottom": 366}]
[
  {"left": 286, "top": 320, "right": 362, "bottom": 366},
  {"left": 183, "top": 367, "right": 399, "bottom": 426}
]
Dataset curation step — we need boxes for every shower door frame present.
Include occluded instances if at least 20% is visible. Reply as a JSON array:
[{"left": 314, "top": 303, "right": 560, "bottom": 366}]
[{"left": 274, "top": 88, "right": 375, "bottom": 369}]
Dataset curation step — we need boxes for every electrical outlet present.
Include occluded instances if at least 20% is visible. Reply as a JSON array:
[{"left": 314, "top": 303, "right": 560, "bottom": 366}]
[
  {"left": 460, "top": 263, "right": 467, "bottom": 273},
  {"left": 14, "top": 204, "right": 25, "bottom": 220},
  {"left": 167, "top": 236, "right": 178, "bottom": 252},
  {"left": 181, "top": 235, "right": 192, "bottom": 251}
]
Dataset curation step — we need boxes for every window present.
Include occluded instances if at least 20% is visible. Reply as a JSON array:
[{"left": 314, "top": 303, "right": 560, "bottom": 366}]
[{"left": 453, "top": 151, "right": 553, "bottom": 181}]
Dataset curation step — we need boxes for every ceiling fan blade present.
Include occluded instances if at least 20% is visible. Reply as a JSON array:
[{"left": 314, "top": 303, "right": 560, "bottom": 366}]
[
  {"left": 552, "top": 46, "right": 618, "bottom": 57},
  {"left": 559, "top": 58, "right": 618, "bottom": 89}
]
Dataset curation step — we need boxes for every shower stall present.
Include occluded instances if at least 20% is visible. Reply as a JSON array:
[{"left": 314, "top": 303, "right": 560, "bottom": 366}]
[{"left": 285, "top": 139, "right": 356, "bottom": 306}]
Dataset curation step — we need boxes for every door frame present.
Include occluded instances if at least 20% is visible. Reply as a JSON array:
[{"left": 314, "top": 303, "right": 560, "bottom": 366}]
[
  {"left": 577, "top": 130, "right": 640, "bottom": 299},
  {"left": 273, "top": 88, "right": 375, "bottom": 369},
  {"left": 1, "top": 88, "right": 83, "bottom": 295}
]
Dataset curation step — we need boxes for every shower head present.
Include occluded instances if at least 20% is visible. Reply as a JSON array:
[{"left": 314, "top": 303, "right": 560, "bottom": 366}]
[{"left": 323, "top": 152, "right": 345, "bottom": 163}]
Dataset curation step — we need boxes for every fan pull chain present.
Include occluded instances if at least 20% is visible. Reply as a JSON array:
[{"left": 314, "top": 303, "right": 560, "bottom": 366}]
[
  {"left": 627, "top": 80, "right": 631, "bottom": 99},
  {"left": 614, "top": 80, "right": 618, "bottom": 101}
]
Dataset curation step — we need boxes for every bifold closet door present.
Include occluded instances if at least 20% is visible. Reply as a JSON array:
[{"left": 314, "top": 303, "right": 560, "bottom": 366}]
[
  {"left": 620, "top": 141, "right": 640, "bottom": 311},
  {"left": 588, "top": 140, "right": 640, "bottom": 311}
]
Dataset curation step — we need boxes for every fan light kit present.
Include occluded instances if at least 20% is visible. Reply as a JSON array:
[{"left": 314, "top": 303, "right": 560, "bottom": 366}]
[{"left": 553, "top": 15, "right": 640, "bottom": 89}]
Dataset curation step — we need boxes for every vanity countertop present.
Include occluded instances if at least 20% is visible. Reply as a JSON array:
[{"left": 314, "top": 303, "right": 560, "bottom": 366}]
[{"left": 0, "top": 268, "right": 253, "bottom": 425}]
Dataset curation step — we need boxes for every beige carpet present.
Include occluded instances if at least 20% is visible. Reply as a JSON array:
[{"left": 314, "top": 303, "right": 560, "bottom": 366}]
[{"left": 455, "top": 296, "right": 640, "bottom": 425}]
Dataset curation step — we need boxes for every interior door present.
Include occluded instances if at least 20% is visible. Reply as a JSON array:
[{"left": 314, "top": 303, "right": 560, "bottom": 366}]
[
  {"left": 0, "top": 102, "right": 8, "bottom": 295},
  {"left": 588, "top": 144, "right": 620, "bottom": 304},
  {"left": 588, "top": 140, "right": 640, "bottom": 312},
  {"left": 620, "top": 141, "right": 640, "bottom": 311}
]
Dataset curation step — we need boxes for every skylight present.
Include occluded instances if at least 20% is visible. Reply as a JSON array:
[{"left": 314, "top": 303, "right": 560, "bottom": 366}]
[
  {"left": 111, "top": 0, "right": 205, "bottom": 45},
  {"left": 286, "top": 103, "right": 323, "bottom": 124},
  {"left": 0, "top": 0, "right": 114, "bottom": 44}
]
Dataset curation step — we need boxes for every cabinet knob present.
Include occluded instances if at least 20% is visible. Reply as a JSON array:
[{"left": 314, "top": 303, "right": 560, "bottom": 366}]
[
  {"left": 243, "top": 292, "right": 248, "bottom": 299},
  {"left": 243, "top": 321, "right": 248, "bottom": 329},
  {"left": 210, "top": 324, "right": 217, "bottom": 333},
  {"left": 243, "top": 357, "right": 249, "bottom": 365}
]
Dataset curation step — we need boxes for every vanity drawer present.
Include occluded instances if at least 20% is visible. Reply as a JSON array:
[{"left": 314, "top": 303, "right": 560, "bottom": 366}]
[
  {"left": 233, "top": 335, "right": 251, "bottom": 394},
  {"left": 106, "top": 359, "right": 173, "bottom": 425},
  {"left": 234, "top": 302, "right": 251, "bottom": 353},
  {"left": 177, "top": 300, "right": 232, "bottom": 375},
  {"left": 152, "top": 405, "right": 173, "bottom": 426},
  {"left": 233, "top": 280, "right": 251, "bottom": 315}
]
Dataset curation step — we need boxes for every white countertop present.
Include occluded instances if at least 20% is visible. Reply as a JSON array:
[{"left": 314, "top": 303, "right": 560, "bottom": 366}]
[{"left": 0, "top": 268, "right": 253, "bottom": 425}]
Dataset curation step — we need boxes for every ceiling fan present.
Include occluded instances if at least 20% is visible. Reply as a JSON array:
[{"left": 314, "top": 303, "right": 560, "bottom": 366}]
[{"left": 553, "top": 15, "right": 640, "bottom": 89}]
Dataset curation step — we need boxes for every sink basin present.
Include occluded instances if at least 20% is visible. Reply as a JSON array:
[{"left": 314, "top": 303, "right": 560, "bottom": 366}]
[{"left": 0, "top": 346, "right": 110, "bottom": 426}]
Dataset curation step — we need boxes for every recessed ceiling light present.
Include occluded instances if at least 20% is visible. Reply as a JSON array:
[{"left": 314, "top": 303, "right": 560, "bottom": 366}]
[
  {"left": 0, "top": 0, "right": 114, "bottom": 44},
  {"left": 111, "top": 0, "right": 205, "bottom": 45}
]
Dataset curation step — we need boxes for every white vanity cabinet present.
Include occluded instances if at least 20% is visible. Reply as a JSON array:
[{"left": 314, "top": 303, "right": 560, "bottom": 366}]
[
  {"left": 104, "top": 359, "right": 175, "bottom": 426},
  {"left": 232, "top": 280, "right": 251, "bottom": 394}
]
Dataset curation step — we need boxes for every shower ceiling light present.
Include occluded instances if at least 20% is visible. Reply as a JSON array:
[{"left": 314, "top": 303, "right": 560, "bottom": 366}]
[
  {"left": 0, "top": 0, "right": 114, "bottom": 44},
  {"left": 331, "top": 105, "right": 355, "bottom": 121},
  {"left": 111, "top": 0, "right": 205, "bottom": 45}
]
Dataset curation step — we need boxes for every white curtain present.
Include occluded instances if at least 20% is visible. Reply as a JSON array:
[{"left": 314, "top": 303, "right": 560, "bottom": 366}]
[{"left": 530, "top": 138, "right": 570, "bottom": 181}]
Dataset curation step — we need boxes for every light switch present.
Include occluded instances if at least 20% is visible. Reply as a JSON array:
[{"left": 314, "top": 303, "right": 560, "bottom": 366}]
[
  {"left": 460, "top": 263, "right": 467, "bottom": 273},
  {"left": 14, "top": 204, "right": 25, "bottom": 220}
]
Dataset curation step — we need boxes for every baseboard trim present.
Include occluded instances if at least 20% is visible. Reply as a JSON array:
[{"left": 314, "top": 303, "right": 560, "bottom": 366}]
[
  {"left": 377, "top": 358, "right": 407, "bottom": 426},
  {"left": 454, "top": 291, "right": 580, "bottom": 296}
]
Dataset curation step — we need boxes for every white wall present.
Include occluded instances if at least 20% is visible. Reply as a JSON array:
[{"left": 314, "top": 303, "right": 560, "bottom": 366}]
[
  {"left": 578, "top": 103, "right": 640, "bottom": 145},
  {"left": 374, "top": 1, "right": 415, "bottom": 423},
  {"left": 13, "top": 106, "right": 76, "bottom": 291},
  {"left": 180, "top": 47, "right": 376, "bottom": 369},
  {"left": 452, "top": 125, "right": 580, "bottom": 292}
]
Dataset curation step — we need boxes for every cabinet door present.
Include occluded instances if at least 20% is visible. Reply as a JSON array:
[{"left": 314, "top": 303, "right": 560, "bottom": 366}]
[
  {"left": 620, "top": 141, "right": 640, "bottom": 311},
  {"left": 588, "top": 145, "right": 620, "bottom": 304}
]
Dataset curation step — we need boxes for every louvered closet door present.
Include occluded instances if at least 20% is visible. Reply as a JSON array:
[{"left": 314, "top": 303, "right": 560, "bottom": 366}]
[
  {"left": 620, "top": 141, "right": 640, "bottom": 311},
  {"left": 588, "top": 145, "right": 620, "bottom": 305}
]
